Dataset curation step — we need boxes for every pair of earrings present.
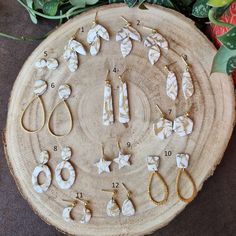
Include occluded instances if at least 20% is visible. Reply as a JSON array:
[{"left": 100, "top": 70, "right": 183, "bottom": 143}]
[
  {"left": 102, "top": 183, "right": 135, "bottom": 217},
  {"left": 21, "top": 80, "right": 73, "bottom": 137},
  {"left": 95, "top": 143, "right": 131, "bottom": 174},
  {"left": 165, "top": 55, "right": 194, "bottom": 101},
  {"left": 153, "top": 104, "right": 193, "bottom": 140},
  {"left": 35, "top": 57, "right": 59, "bottom": 71},
  {"left": 146, "top": 153, "right": 196, "bottom": 205},
  {"left": 116, "top": 16, "right": 168, "bottom": 64},
  {"left": 62, "top": 196, "right": 92, "bottom": 224},
  {"left": 32, "top": 147, "right": 76, "bottom": 193},
  {"left": 103, "top": 70, "right": 130, "bottom": 125}
]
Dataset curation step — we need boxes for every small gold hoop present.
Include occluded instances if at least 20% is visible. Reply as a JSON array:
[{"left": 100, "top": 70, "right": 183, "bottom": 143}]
[
  {"left": 20, "top": 96, "right": 46, "bottom": 133},
  {"left": 175, "top": 169, "right": 197, "bottom": 203},
  {"left": 148, "top": 171, "right": 169, "bottom": 206},
  {"left": 47, "top": 100, "right": 73, "bottom": 137}
]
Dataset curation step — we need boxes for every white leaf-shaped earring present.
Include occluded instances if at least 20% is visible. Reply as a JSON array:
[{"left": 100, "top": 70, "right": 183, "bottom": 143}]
[
  {"left": 116, "top": 16, "right": 141, "bottom": 57},
  {"left": 32, "top": 150, "right": 52, "bottom": 193},
  {"left": 164, "top": 64, "right": 178, "bottom": 101},
  {"left": 87, "top": 12, "right": 110, "bottom": 56},
  {"left": 95, "top": 145, "right": 112, "bottom": 174},
  {"left": 181, "top": 55, "right": 194, "bottom": 99},
  {"left": 143, "top": 26, "right": 168, "bottom": 65},
  {"left": 153, "top": 104, "right": 173, "bottom": 140},
  {"left": 102, "top": 189, "right": 120, "bottom": 217},
  {"left": 55, "top": 146, "right": 76, "bottom": 189},
  {"left": 121, "top": 183, "right": 135, "bottom": 216},
  {"left": 114, "top": 141, "right": 131, "bottom": 169},
  {"left": 63, "top": 35, "right": 86, "bottom": 72}
]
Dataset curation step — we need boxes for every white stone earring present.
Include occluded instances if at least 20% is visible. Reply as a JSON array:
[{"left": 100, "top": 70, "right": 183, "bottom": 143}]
[
  {"left": 153, "top": 104, "right": 173, "bottom": 140},
  {"left": 121, "top": 183, "right": 135, "bottom": 216},
  {"left": 181, "top": 55, "right": 194, "bottom": 100},
  {"left": 118, "top": 70, "right": 130, "bottom": 124},
  {"left": 35, "top": 57, "right": 59, "bottom": 70},
  {"left": 114, "top": 141, "right": 131, "bottom": 169},
  {"left": 55, "top": 146, "right": 76, "bottom": 189},
  {"left": 164, "top": 64, "right": 178, "bottom": 101},
  {"left": 116, "top": 16, "right": 141, "bottom": 57},
  {"left": 95, "top": 145, "right": 112, "bottom": 174},
  {"left": 103, "top": 70, "right": 114, "bottom": 126},
  {"left": 143, "top": 26, "right": 168, "bottom": 65},
  {"left": 32, "top": 150, "right": 52, "bottom": 193},
  {"left": 102, "top": 189, "right": 120, "bottom": 217},
  {"left": 87, "top": 11, "right": 110, "bottom": 56},
  {"left": 63, "top": 34, "right": 86, "bottom": 72}
]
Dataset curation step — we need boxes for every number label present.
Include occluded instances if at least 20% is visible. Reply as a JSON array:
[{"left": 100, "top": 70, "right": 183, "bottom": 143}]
[
  {"left": 53, "top": 146, "right": 58, "bottom": 151},
  {"left": 137, "top": 20, "right": 140, "bottom": 26},
  {"left": 44, "top": 51, "right": 48, "bottom": 57},
  {"left": 76, "top": 192, "right": 83, "bottom": 199},
  {"left": 165, "top": 151, "right": 172, "bottom": 156},
  {"left": 51, "top": 82, "right": 55, "bottom": 88},
  {"left": 127, "top": 142, "right": 131, "bottom": 148},
  {"left": 112, "top": 182, "right": 119, "bottom": 188}
]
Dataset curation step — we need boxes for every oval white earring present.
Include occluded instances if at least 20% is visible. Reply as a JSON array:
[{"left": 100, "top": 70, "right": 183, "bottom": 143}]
[{"left": 32, "top": 150, "right": 52, "bottom": 193}]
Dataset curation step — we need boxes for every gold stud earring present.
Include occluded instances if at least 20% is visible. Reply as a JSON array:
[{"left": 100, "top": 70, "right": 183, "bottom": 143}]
[
  {"left": 102, "top": 189, "right": 120, "bottom": 217},
  {"left": 146, "top": 156, "right": 169, "bottom": 206},
  {"left": 175, "top": 153, "right": 196, "bottom": 203},
  {"left": 121, "top": 183, "right": 135, "bottom": 216},
  {"left": 47, "top": 84, "right": 73, "bottom": 137},
  {"left": 20, "top": 79, "right": 47, "bottom": 133}
]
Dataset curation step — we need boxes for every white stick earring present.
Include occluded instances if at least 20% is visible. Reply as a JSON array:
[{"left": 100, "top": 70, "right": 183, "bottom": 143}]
[
  {"left": 47, "top": 84, "right": 73, "bottom": 137},
  {"left": 181, "top": 55, "right": 194, "bottom": 99},
  {"left": 103, "top": 70, "right": 114, "bottom": 126},
  {"left": 102, "top": 189, "right": 120, "bottom": 217},
  {"left": 143, "top": 26, "right": 168, "bottom": 65},
  {"left": 153, "top": 104, "right": 173, "bottom": 140},
  {"left": 116, "top": 16, "right": 141, "bottom": 57},
  {"left": 32, "top": 150, "right": 52, "bottom": 193},
  {"left": 63, "top": 33, "right": 86, "bottom": 72},
  {"left": 114, "top": 141, "right": 131, "bottom": 169},
  {"left": 118, "top": 70, "right": 130, "bottom": 124},
  {"left": 20, "top": 80, "right": 47, "bottom": 133},
  {"left": 55, "top": 147, "right": 76, "bottom": 189},
  {"left": 121, "top": 183, "right": 135, "bottom": 216},
  {"left": 95, "top": 145, "right": 112, "bottom": 174},
  {"left": 164, "top": 64, "right": 178, "bottom": 101},
  {"left": 87, "top": 12, "right": 110, "bottom": 56}
]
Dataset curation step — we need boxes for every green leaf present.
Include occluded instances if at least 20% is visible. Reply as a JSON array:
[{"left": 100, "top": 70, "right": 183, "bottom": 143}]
[
  {"left": 33, "top": 0, "right": 45, "bottom": 9},
  {"left": 207, "top": 0, "right": 233, "bottom": 7},
  {"left": 218, "top": 26, "right": 236, "bottom": 50},
  {"left": 69, "top": 0, "right": 86, "bottom": 7},
  {"left": 43, "top": 0, "right": 60, "bottom": 16},
  {"left": 211, "top": 45, "right": 236, "bottom": 75},
  {"left": 178, "top": 0, "right": 194, "bottom": 6},
  {"left": 192, "top": 0, "right": 211, "bottom": 18},
  {"left": 109, "top": 0, "right": 124, "bottom": 3},
  {"left": 124, "top": 0, "right": 138, "bottom": 8},
  {"left": 146, "top": 0, "right": 175, "bottom": 9},
  {"left": 26, "top": 0, "right": 38, "bottom": 24},
  {"left": 86, "top": 0, "right": 99, "bottom": 4}
]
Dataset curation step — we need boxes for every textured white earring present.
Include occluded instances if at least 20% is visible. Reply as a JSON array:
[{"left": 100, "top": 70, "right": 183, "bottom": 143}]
[
  {"left": 114, "top": 141, "right": 131, "bottom": 169},
  {"left": 116, "top": 16, "right": 141, "bottom": 57},
  {"left": 35, "top": 57, "right": 59, "bottom": 70},
  {"left": 55, "top": 146, "right": 76, "bottom": 189},
  {"left": 32, "top": 150, "right": 52, "bottom": 193},
  {"left": 95, "top": 145, "right": 112, "bottom": 174},
  {"left": 121, "top": 183, "right": 135, "bottom": 216},
  {"left": 102, "top": 189, "right": 120, "bottom": 217}
]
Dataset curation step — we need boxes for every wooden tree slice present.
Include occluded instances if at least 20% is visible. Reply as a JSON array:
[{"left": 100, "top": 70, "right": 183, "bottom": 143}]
[{"left": 5, "top": 3, "right": 235, "bottom": 236}]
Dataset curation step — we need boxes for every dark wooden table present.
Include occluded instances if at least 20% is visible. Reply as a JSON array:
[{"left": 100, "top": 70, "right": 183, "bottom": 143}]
[{"left": 0, "top": 1, "right": 235, "bottom": 235}]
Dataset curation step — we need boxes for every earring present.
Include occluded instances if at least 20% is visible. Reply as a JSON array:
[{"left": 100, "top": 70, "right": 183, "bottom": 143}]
[
  {"left": 173, "top": 110, "right": 193, "bottom": 137},
  {"left": 116, "top": 16, "right": 141, "bottom": 57},
  {"left": 118, "top": 70, "right": 130, "bottom": 124},
  {"left": 55, "top": 147, "right": 76, "bottom": 189},
  {"left": 62, "top": 197, "right": 92, "bottom": 223},
  {"left": 146, "top": 156, "right": 169, "bottom": 206},
  {"left": 164, "top": 64, "right": 178, "bottom": 101},
  {"left": 87, "top": 12, "right": 110, "bottom": 56},
  {"left": 175, "top": 153, "right": 196, "bottom": 203},
  {"left": 114, "top": 141, "right": 131, "bottom": 169},
  {"left": 181, "top": 55, "right": 194, "bottom": 99},
  {"left": 153, "top": 104, "right": 173, "bottom": 140},
  {"left": 121, "top": 183, "right": 135, "bottom": 216},
  {"left": 95, "top": 145, "right": 112, "bottom": 174},
  {"left": 103, "top": 70, "right": 114, "bottom": 126},
  {"left": 32, "top": 150, "right": 52, "bottom": 193},
  {"left": 20, "top": 79, "right": 47, "bottom": 133},
  {"left": 63, "top": 34, "right": 86, "bottom": 72},
  {"left": 47, "top": 84, "right": 73, "bottom": 137},
  {"left": 35, "top": 57, "right": 59, "bottom": 70},
  {"left": 102, "top": 189, "right": 120, "bottom": 217},
  {"left": 143, "top": 26, "right": 168, "bottom": 65}
]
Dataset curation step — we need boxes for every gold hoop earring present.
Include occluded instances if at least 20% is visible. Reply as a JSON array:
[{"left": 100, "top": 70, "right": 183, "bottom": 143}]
[
  {"left": 47, "top": 84, "right": 73, "bottom": 137},
  {"left": 175, "top": 153, "right": 197, "bottom": 203},
  {"left": 146, "top": 156, "right": 169, "bottom": 206},
  {"left": 20, "top": 79, "right": 47, "bottom": 133}
]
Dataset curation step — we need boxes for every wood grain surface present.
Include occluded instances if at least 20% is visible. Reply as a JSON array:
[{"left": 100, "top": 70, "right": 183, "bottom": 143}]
[{"left": 5, "top": 3, "right": 235, "bottom": 236}]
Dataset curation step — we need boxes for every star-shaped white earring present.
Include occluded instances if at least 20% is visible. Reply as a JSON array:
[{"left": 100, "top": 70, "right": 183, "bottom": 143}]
[
  {"left": 114, "top": 151, "right": 131, "bottom": 169},
  {"left": 95, "top": 145, "right": 111, "bottom": 174}
]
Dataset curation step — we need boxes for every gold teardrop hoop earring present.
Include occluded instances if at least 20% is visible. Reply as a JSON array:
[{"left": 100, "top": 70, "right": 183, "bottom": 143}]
[
  {"left": 47, "top": 84, "right": 73, "bottom": 137},
  {"left": 20, "top": 79, "right": 47, "bottom": 133},
  {"left": 175, "top": 153, "right": 197, "bottom": 203}
]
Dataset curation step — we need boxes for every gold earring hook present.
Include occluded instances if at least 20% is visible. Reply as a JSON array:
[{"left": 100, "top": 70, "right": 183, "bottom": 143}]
[
  {"left": 122, "top": 183, "right": 131, "bottom": 198},
  {"left": 164, "top": 61, "right": 177, "bottom": 71},
  {"left": 143, "top": 25, "right": 157, "bottom": 34},
  {"left": 181, "top": 54, "right": 190, "bottom": 71},
  {"left": 102, "top": 189, "right": 117, "bottom": 198},
  {"left": 101, "top": 144, "right": 105, "bottom": 158},
  {"left": 105, "top": 69, "right": 110, "bottom": 84},
  {"left": 156, "top": 104, "right": 165, "bottom": 118},
  {"left": 93, "top": 11, "right": 98, "bottom": 25},
  {"left": 117, "top": 141, "right": 121, "bottom": 151},
  {"left": 118, "top": 69, "right": 128, "bottom": 82},
  {"left": 62, "top": 199, "right": 77, "bottom": 206},
  {"left": 121, "top": 16, "right": 131, "bottom": 26}
]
